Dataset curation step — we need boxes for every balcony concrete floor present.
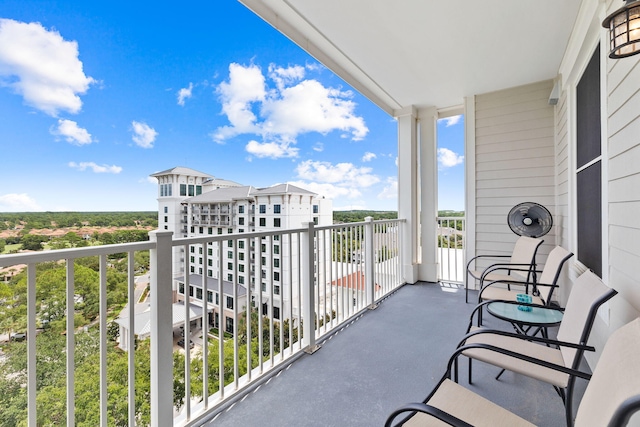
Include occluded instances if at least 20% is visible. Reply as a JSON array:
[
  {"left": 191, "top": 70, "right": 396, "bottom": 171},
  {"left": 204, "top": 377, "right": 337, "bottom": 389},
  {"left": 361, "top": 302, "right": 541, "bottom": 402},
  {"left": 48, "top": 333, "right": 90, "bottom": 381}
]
[{"left": 203, "top": 282, "right": 584, "bottom": 426}]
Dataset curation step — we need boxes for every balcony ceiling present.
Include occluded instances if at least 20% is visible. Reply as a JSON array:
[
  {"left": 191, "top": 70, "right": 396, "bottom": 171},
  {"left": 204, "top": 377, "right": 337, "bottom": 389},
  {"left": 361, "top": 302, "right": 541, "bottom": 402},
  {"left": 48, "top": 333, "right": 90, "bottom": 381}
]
[{"left": 239, "top": 0, "right": 583, "bottom": 114}]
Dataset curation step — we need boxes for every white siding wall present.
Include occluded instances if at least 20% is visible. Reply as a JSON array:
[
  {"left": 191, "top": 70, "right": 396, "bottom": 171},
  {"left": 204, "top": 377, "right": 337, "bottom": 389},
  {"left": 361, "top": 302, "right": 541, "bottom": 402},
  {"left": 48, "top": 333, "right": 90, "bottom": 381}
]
[
  {"left": 603, "top": 38, "right": 640, "bottom": 328},
  {"left": 473, "top": 80, "right": 556, "bottom": 272}
]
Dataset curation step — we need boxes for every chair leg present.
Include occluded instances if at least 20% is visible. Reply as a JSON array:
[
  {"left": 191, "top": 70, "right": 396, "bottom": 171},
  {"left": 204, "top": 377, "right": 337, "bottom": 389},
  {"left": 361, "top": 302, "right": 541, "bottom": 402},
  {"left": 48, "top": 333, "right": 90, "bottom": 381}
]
[{"left": 468, "top": 358, "right": 473, "bottom": 385}]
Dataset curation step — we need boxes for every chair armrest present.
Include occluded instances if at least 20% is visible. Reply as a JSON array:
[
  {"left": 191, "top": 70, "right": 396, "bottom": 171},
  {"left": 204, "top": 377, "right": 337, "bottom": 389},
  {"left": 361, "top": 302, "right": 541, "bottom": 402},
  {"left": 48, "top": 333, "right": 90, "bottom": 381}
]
[
  {"left": 466, "top": 254, "right": 511, "bottom": 270},
  {"left": 446, "top": 342, "right": 593, "bottom": 381},
  {"left": 385, "top": 402, "right": 474, "bottom": 427},
  {"left": 478, "top": 278, "right": 558, "bottom": 299}
]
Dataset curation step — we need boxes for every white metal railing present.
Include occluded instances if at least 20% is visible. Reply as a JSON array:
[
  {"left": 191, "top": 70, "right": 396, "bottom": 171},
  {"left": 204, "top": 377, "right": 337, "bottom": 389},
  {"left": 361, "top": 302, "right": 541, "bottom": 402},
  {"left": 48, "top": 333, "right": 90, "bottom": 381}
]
[
  {"left": 0, "top": 218, "right": 404, "bottom": 427},
  {"left": 436, "top": 216, "right": 465, "bottom": 284}
]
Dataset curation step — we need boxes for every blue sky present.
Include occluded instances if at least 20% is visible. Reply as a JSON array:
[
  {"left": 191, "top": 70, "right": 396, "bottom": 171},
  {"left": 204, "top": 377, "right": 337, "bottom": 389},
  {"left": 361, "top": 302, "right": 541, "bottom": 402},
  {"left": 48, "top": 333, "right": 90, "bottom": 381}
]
[{"left": 0, "top": 0, "right": 464, "bottom": 212}]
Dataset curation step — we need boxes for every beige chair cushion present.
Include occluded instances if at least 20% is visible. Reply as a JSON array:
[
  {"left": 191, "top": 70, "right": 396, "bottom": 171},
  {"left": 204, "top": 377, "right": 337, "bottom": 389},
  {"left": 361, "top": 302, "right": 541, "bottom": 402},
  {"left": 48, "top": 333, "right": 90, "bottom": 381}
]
[
  {"left": 479, "top": 286, "right": 544, "bottom": 305},
  {"left": 463, "top": 327, "right": 569, "bottom": 388},
  {"left": 574, "top": 318, "right": 640, "bottom": 427},
  {"left": 404, "top": 379, "right": 535, "bottom": 427}
]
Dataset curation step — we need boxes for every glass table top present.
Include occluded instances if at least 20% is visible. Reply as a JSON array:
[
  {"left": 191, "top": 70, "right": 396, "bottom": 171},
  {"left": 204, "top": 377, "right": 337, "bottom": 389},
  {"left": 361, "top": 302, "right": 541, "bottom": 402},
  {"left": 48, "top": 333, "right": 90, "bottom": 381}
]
[{"left": 486, "top": 301, "right": 564, "bottom": 326}]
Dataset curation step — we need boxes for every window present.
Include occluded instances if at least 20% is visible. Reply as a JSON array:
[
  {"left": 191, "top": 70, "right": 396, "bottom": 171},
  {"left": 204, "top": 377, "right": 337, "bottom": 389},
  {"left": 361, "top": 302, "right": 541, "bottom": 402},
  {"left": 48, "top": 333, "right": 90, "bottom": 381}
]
[
  {"left": 273, "top": 235, "right": 279, "bottom": 241},
  {"left": 226, "top": 296, "right": 234, "bottom": 309},
  {"left": 228, "top": 273, "right": 233, "bottom": 281},
  {"left": 228, "top": 228, "right": 233, "bottom": 234},
  {"left": 216, "top": 293, "right": 219, "bottom": 304},
  {"left": 259, "top": 218, "right": 266, "bottom": 227},
  {"left": 207, "top": 291, "right": 213, "bottom": 303},
  {"left": 238, "top": 276, "right": 245, "bottom": 284},
  {"left": 274, "top": 218, "right": 281, "bottom": 227},
  {"left": 208, "top": 259, "right": 213, "bottom": 266},
  {"left": 218, "top": 228, "right": 223, "bottom": 234},
  {"left": 239, "top": 264, "right": 245, "bottom": 272},
  {"left": 198, "top": 257, "right": 202, "bottom": 265},
  {"left": 239, "top": 217, "right": 245, "bottom": 225},
  {"left": 259, "top": 204, "right": 266, "bottom": 214},
  {"left": 196, "top": 288, "right": 203, "bottom": 300},
  {"left": 273, "top": 306, "right": 280, "bottom": 320},
  {"left": 313, "top": 217, "right": 318, "bottom": 225},
  {"left": 261, "top": 283, "right": 267, "bottom": 292},
  {"left": 239, "top": 205, "right": 244, "bottom": 214},
  {"left": 196, "top": 185, "right": 202, "bottom": 195},
  {"left": 190, "top": 256, "right": 195, "bottom": 263},
  {"left": 261, "top": 244, "right": 266, "bottom": 253},
  {"left": 228, "top": 262, "right": 233, "bottom": 270},
  {"left": 273, "top": 271, "right": 280, "bottom": 281},
  {"left": 180, "top": 184, "right": 187, "bottom": 196},
  {"left": 188, "top": 184, "right": 194, "bottom": 196},
  {"left": 208, "top": 248, "right": 213, "bottom": 256},
  {"left": 190, "top": 246, "right": 195, "bottom": 253},
  {"left": 273, "top": 245, "right": 280, "bottom": 255},
  {"left": 189, "top": 286, "right": 194, "bottom": 297},
  {"left": 238, "top": 240, "right": 245, "bottom": 249},
  {"left": 273, "top": 204, "right": 281, "bottom": 214},
  {"left": 225, "top": 317, "right": 234, "bottom": 333},
  {"left": 239, "top": 253, "right": 244, "bottom": 261},
  {"left": 313, "top": 204, "right": 319, "bottom": 213},
  {"left": 228, "top": 251, "right": 233, "bottom": 259},
  {"left": 261, "top": 257, "right": 266, "bottom": 266},
  {"left": 274, "top": 285, "right": 280, "bottom": 295},
  {"left": 575, "top": 45, "right": 602, "bottom": 277},
  {"left": 199, "top": 247, "right": 203, "bottom": 254},
  {"left": 274, "top": 258, "right": 280, "bottom": 268},
  {"left": 190, "top": 265, "right": 195, "bottom": 273},
  {"left": 190, "top": 226, "right": 195, "bottom": 233},
  {"left": 179, "top": 282, "right": 185, "bottom": 294},
  {"left": 164, "top": 216, "right": 168, "bottom": 222},
  {"left": 164, "top": 225, "right": 168, "bottom": 230},
  {"left": 208, "top": 269, "right": 212, "bottom": 277},
  {"left": 228, "top": 240, "right": 233, "bottom": 248},
  {"left": 208, "top": 227, "right": 213, "bottom": 234},
  {"left": 164, "top": 206, "right": 168, "bottom": 213}
]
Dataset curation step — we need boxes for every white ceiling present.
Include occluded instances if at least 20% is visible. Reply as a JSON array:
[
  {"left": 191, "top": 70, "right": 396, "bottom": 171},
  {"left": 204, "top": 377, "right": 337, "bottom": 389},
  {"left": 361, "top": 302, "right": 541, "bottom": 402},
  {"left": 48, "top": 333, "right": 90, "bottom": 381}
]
[{"left": 239, "top": 0, "right": 583, "bottom": 115}]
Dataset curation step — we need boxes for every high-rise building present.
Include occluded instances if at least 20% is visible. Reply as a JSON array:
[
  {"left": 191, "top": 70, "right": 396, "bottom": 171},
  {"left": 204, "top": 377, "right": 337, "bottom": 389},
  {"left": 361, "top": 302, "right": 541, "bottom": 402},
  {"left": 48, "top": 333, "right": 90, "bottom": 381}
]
[{"left": 151, "top": 166, "right": 332, "bottom": 333}]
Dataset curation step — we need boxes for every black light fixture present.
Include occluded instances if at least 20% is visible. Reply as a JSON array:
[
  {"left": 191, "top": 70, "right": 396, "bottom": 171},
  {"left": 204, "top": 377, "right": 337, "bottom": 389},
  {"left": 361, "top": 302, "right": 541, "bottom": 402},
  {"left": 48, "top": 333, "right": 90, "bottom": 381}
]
[{"left": 602, "top": 0, "right": 640, "bottom": 58}]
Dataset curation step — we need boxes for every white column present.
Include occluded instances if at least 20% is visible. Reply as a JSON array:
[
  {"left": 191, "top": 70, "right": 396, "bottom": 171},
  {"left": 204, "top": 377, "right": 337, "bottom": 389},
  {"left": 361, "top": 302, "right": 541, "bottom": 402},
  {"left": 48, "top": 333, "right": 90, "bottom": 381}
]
[
  {"left": 418, "top": 107, "right": 439, "bottom": 282},
  {"left": 149, "top": 230, "right": 174, "bottom": 427},
  {"left": 395, "top": 106, "right": 419, "bottom": 284},
  {"left": 364, "top": 216, "right": 376, "bottom": 307},
  {"left": 301, "top": 222, "right": 319, "bottom": 353}
]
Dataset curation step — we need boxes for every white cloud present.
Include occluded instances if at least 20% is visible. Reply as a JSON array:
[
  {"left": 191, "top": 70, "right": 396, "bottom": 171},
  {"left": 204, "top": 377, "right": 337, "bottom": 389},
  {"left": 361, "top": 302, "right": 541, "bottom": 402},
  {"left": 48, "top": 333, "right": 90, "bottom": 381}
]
[
  {"left": 68, "top": 161, "right": 122, "bottom": 174},
  {"left": 296, "top": 160, "right": 379, "bottom": 188},
  {"left": 245, "top": 140, "right": 299, "bottom": 159},
  {"left": 378, "top": 177, "right": 398, "bottom": 200},
  {"left": 312, "top": 142, "right": 324, "bottom": 152},
  {"left": 286, "top": 180, "right": 362, "bottom": 199},
  {"left": 51, "top": 119, "right": 92, "bottom": 145},
  {"left": 177, "top": 82, "right": 193, "bottom": 106},
  {"left": 437, "top": 147, "right": 464, "bottom": 169},
  {"left": 362, "top": 152, "right": 377, "bottom": 162},
  {"left": 444, "top": 115, "right": 462, "bottom": 127},
  {"left": 131, "top": 121, "right": 158, "bottom": 148},
  {"left": 0, "top": 193, "right": 41, "bottom": 211},
  {"left": 213, "top": 63, "right": 368, "bottom": 157},
  {"left": 0, "top": 19, "right": 95, "bottom": 116}
]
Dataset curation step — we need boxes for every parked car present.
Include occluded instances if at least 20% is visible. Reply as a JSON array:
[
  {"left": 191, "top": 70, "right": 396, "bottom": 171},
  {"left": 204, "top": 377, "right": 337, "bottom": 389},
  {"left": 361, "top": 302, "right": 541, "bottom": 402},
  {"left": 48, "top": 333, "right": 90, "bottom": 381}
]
[
  {"left": 177, "top": 339, "right": 194, "bottom": 349},
  {"left": 10, "top": 332, "right": 26, "bottom": 342}
]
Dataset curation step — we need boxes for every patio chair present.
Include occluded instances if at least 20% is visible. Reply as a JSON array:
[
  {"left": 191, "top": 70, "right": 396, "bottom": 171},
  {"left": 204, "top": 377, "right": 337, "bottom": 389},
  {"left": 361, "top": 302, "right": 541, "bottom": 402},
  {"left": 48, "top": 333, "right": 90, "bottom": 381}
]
[
  {"left": 384, "top": 317, "right": 640, "bottom": 427},
  {"left": 460, "top": 270, "right": 617, "bottom": 426},
  {"left": 465, "top": 235, "right": 544, "bottom": 303},
  {"left": 475, "top": 246, "right": 574, "bottom": 325}
]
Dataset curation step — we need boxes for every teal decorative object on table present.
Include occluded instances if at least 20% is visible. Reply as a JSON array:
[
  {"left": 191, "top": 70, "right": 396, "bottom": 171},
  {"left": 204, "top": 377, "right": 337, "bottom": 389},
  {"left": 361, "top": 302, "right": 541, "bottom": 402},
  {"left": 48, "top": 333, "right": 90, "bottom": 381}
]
[{"left": 516, "top": 293, "right": 533, "bottom": 312}]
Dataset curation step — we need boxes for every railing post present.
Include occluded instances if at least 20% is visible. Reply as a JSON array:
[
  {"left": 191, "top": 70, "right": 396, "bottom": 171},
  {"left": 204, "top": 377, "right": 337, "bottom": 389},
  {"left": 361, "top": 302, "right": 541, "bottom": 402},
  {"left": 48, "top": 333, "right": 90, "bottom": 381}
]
[
  {"left": 149, "top": 231, "right": 174, "bottom": 427},
  {"left": 364, "top": 217, "right": 377, "bottom": 309},
  {"left": 301, "top": 222, "right": 320, "bottom": 354}
]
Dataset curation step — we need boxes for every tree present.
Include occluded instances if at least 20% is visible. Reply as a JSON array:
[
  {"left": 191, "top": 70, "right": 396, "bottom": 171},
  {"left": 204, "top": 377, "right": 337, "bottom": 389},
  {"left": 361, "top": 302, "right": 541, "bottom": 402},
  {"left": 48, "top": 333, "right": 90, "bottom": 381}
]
[{"left": 20, "top": 234, "right": 47, "bottom": 251}]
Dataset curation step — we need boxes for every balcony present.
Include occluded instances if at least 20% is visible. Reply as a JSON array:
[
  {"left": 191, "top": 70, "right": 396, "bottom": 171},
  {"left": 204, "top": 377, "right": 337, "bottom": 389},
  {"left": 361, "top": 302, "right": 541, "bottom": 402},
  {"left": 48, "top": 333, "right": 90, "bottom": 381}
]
[{"left": 0, "top": 218, "right": 421, "bottom": 427}]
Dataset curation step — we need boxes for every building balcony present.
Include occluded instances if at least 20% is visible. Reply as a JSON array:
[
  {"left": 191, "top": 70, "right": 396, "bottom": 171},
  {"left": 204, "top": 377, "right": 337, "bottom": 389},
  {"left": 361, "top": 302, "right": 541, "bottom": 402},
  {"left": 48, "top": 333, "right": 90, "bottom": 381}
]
[{"left": 3, "top": 218, "right": 464, "bottom": 427}]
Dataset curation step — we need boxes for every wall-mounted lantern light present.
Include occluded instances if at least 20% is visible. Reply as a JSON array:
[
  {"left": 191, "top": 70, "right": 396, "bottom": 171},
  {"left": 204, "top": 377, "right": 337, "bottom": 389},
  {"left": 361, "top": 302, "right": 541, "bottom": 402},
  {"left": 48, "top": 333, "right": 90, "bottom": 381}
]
[{"left": 603, "top": 0, "right": 640, "bottom": 58}]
